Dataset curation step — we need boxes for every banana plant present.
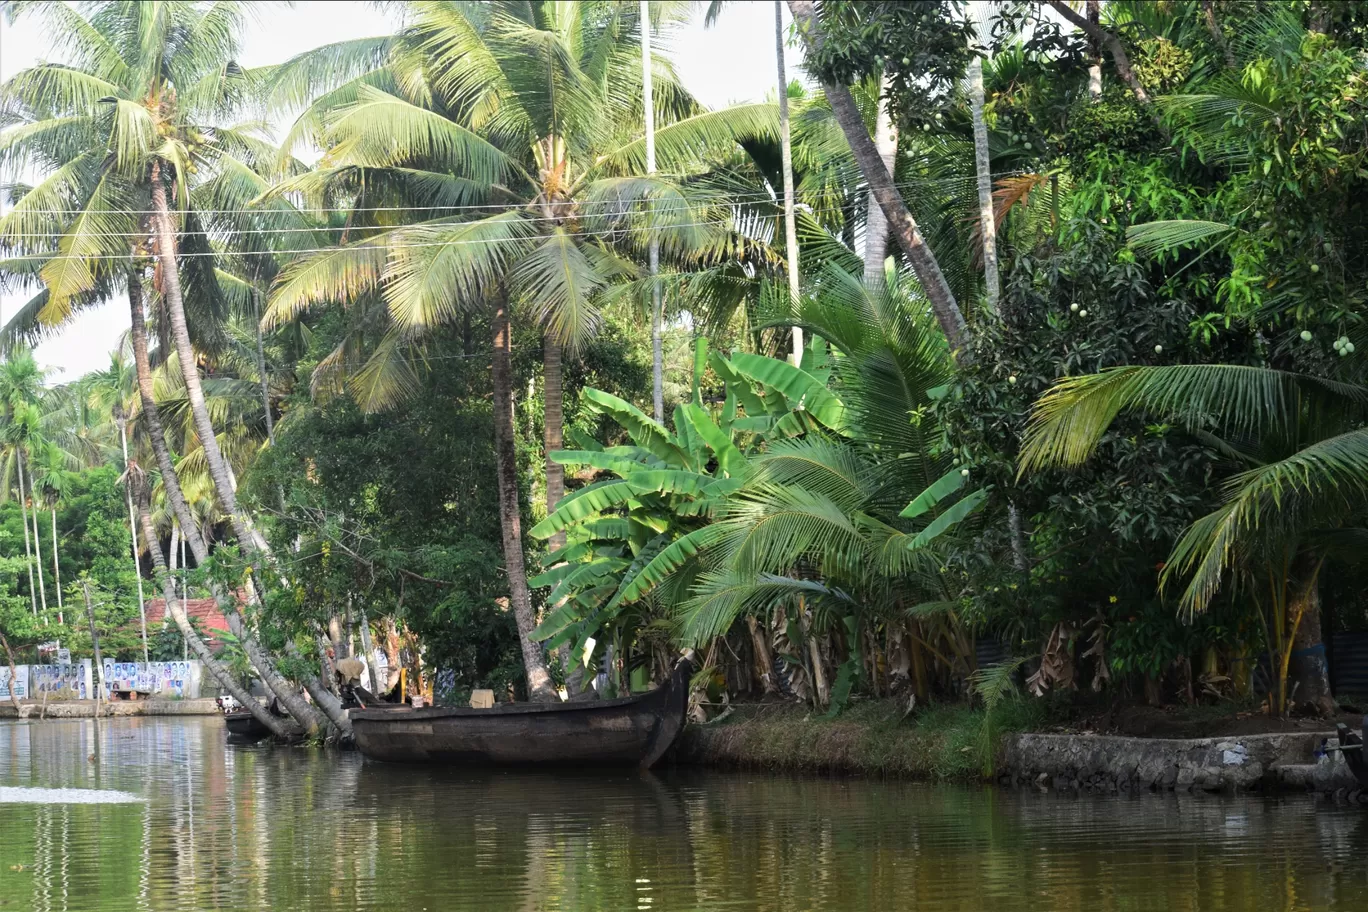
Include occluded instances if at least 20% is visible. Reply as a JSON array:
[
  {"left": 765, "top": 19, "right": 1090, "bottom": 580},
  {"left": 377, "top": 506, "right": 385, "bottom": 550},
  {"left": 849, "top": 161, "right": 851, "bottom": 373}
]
[{"left": 527, "top": 340, "right": 841, "bottom": 665}]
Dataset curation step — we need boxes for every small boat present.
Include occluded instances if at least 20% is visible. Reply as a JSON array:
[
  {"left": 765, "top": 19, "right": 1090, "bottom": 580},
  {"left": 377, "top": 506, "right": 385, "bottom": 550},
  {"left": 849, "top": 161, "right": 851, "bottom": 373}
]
[
  {"left": 350, "top": 659, "right": 692, "bottom": 769},
  {"left": 224, "top": 710, "right": 273, "bottom": 742}
]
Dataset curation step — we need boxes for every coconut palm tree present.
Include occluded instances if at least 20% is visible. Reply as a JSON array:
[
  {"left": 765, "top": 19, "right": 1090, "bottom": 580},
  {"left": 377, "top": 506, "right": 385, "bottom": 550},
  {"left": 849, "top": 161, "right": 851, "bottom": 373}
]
[
  {"left": 32, "top": 443, "right": 71, "bottom": 625},
  {"left": 261, "top": 0, "right": 779, "bottom": 699},
  {"left": 0, "top": 1, "right": 340, "bottom": 736},
  {"left": 786, "top": 0, "right": 971, "bottom": 358},
  {"left": 1018, "top": 364, "right": 1368, "bottom": 715}
]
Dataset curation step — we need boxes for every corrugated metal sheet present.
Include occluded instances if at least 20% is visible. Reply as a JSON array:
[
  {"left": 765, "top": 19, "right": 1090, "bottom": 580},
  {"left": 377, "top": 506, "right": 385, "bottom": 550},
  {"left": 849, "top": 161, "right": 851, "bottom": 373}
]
[{"left": 1331, "top": 632, "right": 1368, "bottom": 698}]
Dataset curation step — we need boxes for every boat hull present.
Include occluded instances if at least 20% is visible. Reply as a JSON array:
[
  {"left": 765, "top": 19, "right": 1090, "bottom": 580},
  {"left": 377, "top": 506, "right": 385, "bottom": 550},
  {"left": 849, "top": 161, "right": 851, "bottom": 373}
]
[
  {"left": 350, "top": 661, "right": 691, "bottom": 769},
  {"left": 224, "top": 710, "right": 272, "bottom": 742}
]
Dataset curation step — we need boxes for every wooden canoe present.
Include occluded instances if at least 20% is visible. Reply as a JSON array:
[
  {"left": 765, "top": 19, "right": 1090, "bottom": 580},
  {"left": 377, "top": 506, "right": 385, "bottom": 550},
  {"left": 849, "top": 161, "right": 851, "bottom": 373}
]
[
  {"left": 350, "top": 660, "right": 692, "bottom": 769},
  {"left": 224, "top": 710, "right": 272, "bottom": 742}
]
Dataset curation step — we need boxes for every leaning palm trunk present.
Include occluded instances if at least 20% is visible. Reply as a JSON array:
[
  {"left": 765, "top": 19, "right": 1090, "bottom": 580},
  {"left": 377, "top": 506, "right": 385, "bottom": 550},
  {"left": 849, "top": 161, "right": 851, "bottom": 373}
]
[
  {"left": 776, "top": 0, "right": 804, "bottom": 362},
  {"left": 787, "top": 0, "right": 971, "bottom": 359},
  {"left": 147, "top": 173, "right": 349, "bottom": 737},
  {"left": 126, "top": 269, "right": 327, "bottom": 737},
  {"left": 16, "top": 456, "right": 37, "bottom": 616},
  {"left": 135, "top": 495, "right": 289, "bottom": 738},
  {"left": 492, "top": 290, "right": 557, "bottom": 701}
]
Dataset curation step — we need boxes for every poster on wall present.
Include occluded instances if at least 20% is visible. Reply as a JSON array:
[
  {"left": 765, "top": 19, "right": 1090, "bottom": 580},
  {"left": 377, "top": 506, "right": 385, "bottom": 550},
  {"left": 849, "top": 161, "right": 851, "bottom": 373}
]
[
  {"left": 0, "top": 666, "right": 28, "bottom": 700},
  {"left": 101, "top": 660, "right": 202, "bottom": 699},
  {"left": 29, "top": 661, "right": 92, "bottom": 700}
]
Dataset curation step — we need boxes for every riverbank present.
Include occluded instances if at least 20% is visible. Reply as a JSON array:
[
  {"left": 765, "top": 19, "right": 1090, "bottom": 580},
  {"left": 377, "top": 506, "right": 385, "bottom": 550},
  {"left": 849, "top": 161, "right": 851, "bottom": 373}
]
[
  {"left": 673, "top": 699, "right": 1363, "bottom": 795},
  {"left": 0, "top": 699, "right": 220, "bottom": 719}
]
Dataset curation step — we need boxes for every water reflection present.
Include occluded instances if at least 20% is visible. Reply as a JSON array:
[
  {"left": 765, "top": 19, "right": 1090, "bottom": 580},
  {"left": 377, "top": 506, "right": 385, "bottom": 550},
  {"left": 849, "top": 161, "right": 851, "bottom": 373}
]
[{"left": 0, "top": 717, "right": 1365, "bottom": 910}]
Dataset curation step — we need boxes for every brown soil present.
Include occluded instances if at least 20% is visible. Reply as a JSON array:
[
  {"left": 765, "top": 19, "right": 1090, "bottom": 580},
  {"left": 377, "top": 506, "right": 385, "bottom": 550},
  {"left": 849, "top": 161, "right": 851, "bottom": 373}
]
[{"left": 1062, "top": 703, "right": 1363, "bottom": 739}]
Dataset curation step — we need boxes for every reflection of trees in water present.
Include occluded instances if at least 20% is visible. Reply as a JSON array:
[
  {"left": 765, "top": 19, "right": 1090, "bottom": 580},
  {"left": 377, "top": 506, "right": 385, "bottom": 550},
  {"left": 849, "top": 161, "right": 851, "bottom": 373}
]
[{"left": 4, "top": 721, "right": 1368, "bottom": 910}]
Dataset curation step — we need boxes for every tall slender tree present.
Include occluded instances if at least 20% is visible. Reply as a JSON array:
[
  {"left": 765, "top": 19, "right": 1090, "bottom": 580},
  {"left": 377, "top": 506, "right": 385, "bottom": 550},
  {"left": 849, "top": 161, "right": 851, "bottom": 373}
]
[{"left": 776, "top": 1, "right": 804, "bottom": 363}]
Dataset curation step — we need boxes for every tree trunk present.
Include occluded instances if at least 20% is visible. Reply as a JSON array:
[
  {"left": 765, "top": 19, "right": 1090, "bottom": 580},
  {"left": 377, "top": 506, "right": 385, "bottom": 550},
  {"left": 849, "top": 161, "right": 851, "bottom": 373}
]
[
  {"left": 641, "top": 0, "right": 666, "bottom": 421},
  {"left": 126, "top": 267, "right": 328, "bottom": 737},
  {"left": 118, "top": 422, "right": 150, "bottom": 662},
  {"left": 82, "top": 582, "right": 105, "bottom": 710},
  {"left": 776, "top": 0, "right": 804, "bottom": 363},
  {"left": 1045, "top": 0, "right": 1151, "bottom": 106},
  {"left": 491, "top": 289, "right": 558, "bottom": 702},
  {"left": 863, "top": 78, "right": 896, "bottom": 290},
  {"left": 969, "top": 49, "right": 999, "bottom": 314},
  {"left": 543, "top": 335, "right": 566, "bottom": 552},
  {"left": 0, "top": 634, "right": 21, "bottom": 711},
  {"left": 357, "top": 608, "right": 380, "bottom": 695},
  {"left": 27, "top": 460, "right": 48, "bottom": 617},
  {"left": 1086, "top": 0, "right": 1103, "bottom": 100},
  {"left": 251, "top": 288, "right": 275, "bottom": 445},
  {"left": 381, "top": 616, "right": 402, "bottom": 692},
  {"left": 1288, "top": 561, "right": 1335, "bottom": 716},
  {"left": 787, "top": 0, "right": 970, "bottom": 359},
  {"left": 135, "top": 495, "right": 290, "bottom": 738},
  {"left": 16, "top": 456, "right": 37, "bottom": 616},
  {"left": 50, "top": 508, "right": 63, "bottom": 623},
  {"left": 746, "top": 616, "right": 778, "bottom": 695},
  {"left": 149, "top": 164, "right": 258, "bottom": 551},
  {"left": 1202, "top": 0, "right": 1236, "bottom": 68},
  {"left": 148, "top": 170, "right": 350, "bottom": 737}
]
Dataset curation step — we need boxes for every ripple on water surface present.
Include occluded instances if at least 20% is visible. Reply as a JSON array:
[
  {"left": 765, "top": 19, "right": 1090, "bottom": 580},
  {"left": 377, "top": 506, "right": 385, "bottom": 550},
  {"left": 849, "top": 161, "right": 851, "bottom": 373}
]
[{"left": 1, "top": 717, "right": 1368, "bottom": 911}]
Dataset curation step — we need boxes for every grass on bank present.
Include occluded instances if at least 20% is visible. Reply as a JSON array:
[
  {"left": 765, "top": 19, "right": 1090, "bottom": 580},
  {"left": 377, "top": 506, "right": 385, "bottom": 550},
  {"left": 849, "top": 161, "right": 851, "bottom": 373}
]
[{"left": 676, "top": 696, "right": 1058, "bottom": 781}]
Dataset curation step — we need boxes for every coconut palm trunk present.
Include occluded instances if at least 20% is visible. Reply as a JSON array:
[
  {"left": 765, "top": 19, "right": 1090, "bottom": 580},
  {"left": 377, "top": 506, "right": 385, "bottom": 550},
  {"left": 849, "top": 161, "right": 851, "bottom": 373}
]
[
  {"left": 641, "top": 0, "right": 665, "bottom": 421},
  {"left": 543, "top": 336, "right": 565, "bottom": 552},
  {"left": 776, "top": 0, "right": 804, "bottom": 362},
  {"left": 969, "top": 52, "right": 999, "bottom": 313},
  {"left": 49, "top": 507, "right": 63, "bottom": 624},
  {"left": 16, "top": 456, "right": 37, "bottom": 616},
  {"left": 492, "top": 290, "right": 557, "bottom": 702},
  {"left": 787, "top": 0, "right": 971, "bottom": 359},
  {"left": 147, "top": 170, "right": 351, "bottom": 736},
  {"left": 117, "top": 419, "right": 150, "bottom": 663},
  {"left": 863, "top": 83, "right": 896, "bottom": 289},
  {"left": 135, "top": 493, "right": 289, "bottom": 737},
  {"left": 125, "top": 269, "right": 328, "bottom": 737},
  {"left": 26, "top": 457, "right": 48, "bottom": 616}
]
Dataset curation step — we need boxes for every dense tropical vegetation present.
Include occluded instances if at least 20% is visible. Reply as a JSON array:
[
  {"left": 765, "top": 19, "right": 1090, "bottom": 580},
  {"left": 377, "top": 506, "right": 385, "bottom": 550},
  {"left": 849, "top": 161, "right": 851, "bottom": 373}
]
[{"left": 2, "top": 0, "right": 1367, "bottom": 745}]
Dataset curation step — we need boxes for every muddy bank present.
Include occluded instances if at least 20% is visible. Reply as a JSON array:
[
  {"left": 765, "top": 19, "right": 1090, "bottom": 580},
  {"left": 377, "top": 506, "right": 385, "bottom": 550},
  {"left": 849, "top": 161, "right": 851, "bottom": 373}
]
[
  {"left": 674, "top": 700, "right": 1365, "bottom": 796},
  {"left": 0, "top": 699, "right": 221, "bottom": 719}
]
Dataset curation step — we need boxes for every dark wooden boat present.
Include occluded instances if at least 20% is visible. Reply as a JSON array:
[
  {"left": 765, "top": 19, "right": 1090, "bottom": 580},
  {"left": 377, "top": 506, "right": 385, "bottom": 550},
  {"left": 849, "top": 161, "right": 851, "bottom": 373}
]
[
  {"left": 224, "top": 710, "right": 272, "bottom": 742},
  {"left": 350, "top": 660, "right": 692, "bottom": 769}
]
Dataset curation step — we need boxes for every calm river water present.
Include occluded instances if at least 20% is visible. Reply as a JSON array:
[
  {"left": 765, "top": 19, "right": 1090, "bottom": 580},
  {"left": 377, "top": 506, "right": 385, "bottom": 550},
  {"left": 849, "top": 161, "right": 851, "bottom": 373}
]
[{"left": 0, "top": 717, "right": 1366, "bottom": 910}]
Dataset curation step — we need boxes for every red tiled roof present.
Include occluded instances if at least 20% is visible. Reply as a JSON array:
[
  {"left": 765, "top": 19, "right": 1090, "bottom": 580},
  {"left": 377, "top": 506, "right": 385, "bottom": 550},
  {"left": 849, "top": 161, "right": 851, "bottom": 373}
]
[{"left": 143, "top": 596, "right": 232, "bottom": 650}]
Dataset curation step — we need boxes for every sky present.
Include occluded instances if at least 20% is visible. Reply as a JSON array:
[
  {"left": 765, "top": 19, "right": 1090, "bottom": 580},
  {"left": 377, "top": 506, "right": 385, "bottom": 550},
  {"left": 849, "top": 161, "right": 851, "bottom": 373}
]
[{"left": 0, "top": 0, "right": 803, "bottom": 383}]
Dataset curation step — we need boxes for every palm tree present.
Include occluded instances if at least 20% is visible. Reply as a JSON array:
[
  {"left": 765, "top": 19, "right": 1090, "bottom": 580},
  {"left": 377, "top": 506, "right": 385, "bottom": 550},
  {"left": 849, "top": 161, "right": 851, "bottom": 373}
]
[
  {"left": 1, "top": 348, "right": 49, "bottom": 617},
  {"left": 1018, "top": 365, "right": 1368, "bottom": 715},
  {"left": 262, "top": 1, "right": 779, "bottom": 699},
  {"left": 86, "top": 349, "right": 151, "bottom": 661},
  {"left": 772, "top": 2, "right": 808, "bottom": 366},
  {"left": 32, "top": 443, "right": 71, "bottom": 625},
  {"left": 786, "top": 0, "right": 971, "bottom": 358},
  {"left": 0, "top": 1, "right": 341, "bottom": 736}
]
